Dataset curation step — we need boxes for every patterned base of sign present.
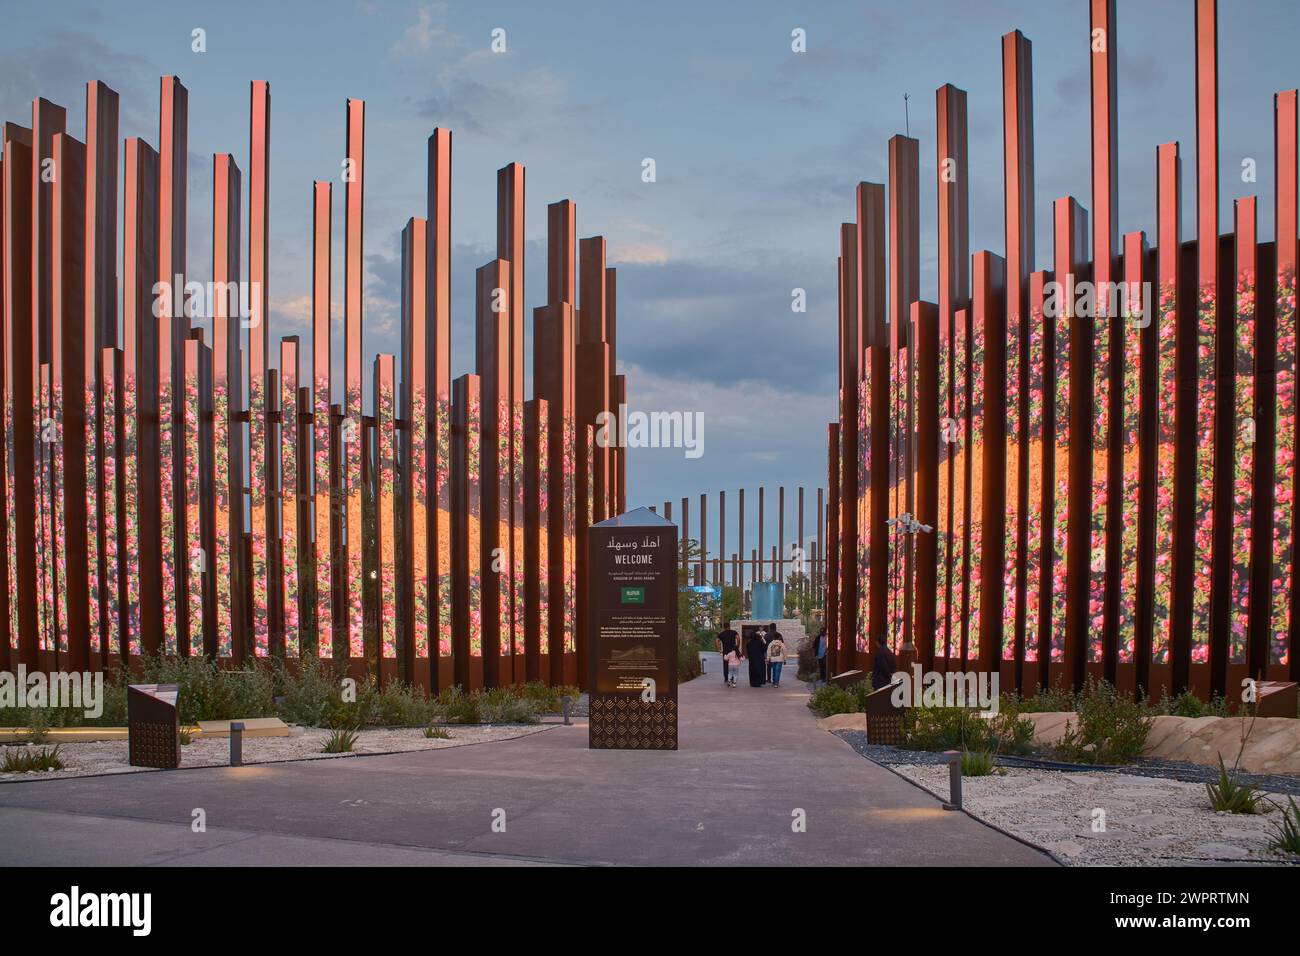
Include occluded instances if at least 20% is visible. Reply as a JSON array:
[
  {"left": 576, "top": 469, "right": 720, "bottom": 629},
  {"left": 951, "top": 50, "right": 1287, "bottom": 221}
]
[
  {"left": 866, "top": 713, "right": 904, "bottom": 746},
  {"left": 589, "top": 696, "right": 678, "bottom": 750},
  {"left": 128, "top": 721, "right": 182, "bottom": 769}
]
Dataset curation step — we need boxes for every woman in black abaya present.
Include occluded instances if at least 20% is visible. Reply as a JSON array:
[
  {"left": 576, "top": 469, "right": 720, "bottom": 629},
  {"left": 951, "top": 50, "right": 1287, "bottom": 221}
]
[{"left": 746, "top": 631, "right": 767, "bottom": 688}]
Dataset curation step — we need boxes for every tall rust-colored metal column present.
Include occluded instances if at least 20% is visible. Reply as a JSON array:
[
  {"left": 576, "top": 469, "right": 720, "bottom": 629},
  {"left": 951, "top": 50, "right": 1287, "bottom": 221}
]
[
  {"left": 85, "top": 81, "right": 118, "bottom": 663},
  {"left": 158, "top": 76, "right": 188, "bottom": 656},
  {"left": 399, "top": 215, "right": 427, "bottom": 682},
  {"left": 310, "top": 180, "right": 330, "bottom": 661},
  {"left": 859, "top": 182, "right": 887, "bottom": 660},
  {"left": 937, "top": 80, "right": 970, "bottom": 671},
  {"left": 537, "top": 198, "right": 577, "bottom": 685},
  {"left": 426, "top": 128, "right": 453, "bottom": 687},
  {"left": 497, "top": 163, "right": 525, "bottom": 681},
  {"left": 126, "top": 136, "right": 160, "bottom": 659},
  {"left": 53, "top": 131, "right": 88, "bottom": 671},
  {"left": 248, "top": 80, "right": 271, "bottom": 658},
  {"left": 477, "top": 259, "right": 512, "bottom": 688},
  {"left": 341, "top": 97, "right": 364, "bottom": 668},
  {"left": 1265, "top": 91, "right": 1299, "bottom": 681}
]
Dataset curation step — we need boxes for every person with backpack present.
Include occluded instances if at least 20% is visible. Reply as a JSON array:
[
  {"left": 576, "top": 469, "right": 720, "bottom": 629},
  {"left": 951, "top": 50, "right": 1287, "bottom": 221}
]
[
  {"left": 766, "top": 632, "right": 787, "bottom": 687},
  {"left": 763, "top": 623, "right": 781, "bottom": 684}
]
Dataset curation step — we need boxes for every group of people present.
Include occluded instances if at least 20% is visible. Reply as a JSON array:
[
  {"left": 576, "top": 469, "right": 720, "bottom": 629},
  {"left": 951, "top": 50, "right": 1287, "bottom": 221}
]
[{"left": 714, "top": 621, "right": 787, "bottom": 688}]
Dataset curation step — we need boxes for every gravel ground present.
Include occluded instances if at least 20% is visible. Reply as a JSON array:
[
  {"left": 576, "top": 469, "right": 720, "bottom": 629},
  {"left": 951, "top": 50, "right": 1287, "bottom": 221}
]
[
  {"left": 834, "top": 731, "right": 1300, "bottom": 796},
  {"left": 833, "top": 732, "right": 1299, "bottom": 866},
  {"left": 891, "top": 762, "right": 1297, "bottom": 866},
  {"left": 0, "top": 724, "right": 555, "bottom": 783}
]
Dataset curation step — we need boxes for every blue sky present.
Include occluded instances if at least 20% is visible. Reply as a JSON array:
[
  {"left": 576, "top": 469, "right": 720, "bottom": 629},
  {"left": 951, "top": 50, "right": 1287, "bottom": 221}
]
[{"left": 2, "top": 0, "right": 1297, "bottom": 563}]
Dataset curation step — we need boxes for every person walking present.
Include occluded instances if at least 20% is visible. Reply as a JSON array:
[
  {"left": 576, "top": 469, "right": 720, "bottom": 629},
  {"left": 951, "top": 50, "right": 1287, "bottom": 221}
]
[
  {"left": 763, "top": 623, "right": 781, "bottom": 684},
  {"left": 745, "top": 629, "right": 767, "bottom": 688},
  {"left": 766, "top": 632, "right": 787, "bottom": 687},
  {"left": 871, "top": 637, "right": 897, "bottom": 691},
  {"left": 815, "top": 625, "right": 828, "bottom": 684},
  {"left": 724, "top": 648, "right": 741, "bottom": 687},
  {"left": 715, "top": 620, "right": 740, "bottom": 687}
]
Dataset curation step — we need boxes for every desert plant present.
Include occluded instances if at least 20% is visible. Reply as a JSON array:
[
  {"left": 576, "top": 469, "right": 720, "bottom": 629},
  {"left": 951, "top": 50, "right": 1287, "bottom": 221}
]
[
  {"left": 516, "top": 682, "right": 579, "bottom": 713},
  {"left": 960, "top": 748, "right": 996, "bottom": 776},
  {"left": 796, "top": 635, "right": 820, "bottom": 682},
  {"left": 900, "top": 705, "right": 1032, "bottom": 755},
  {"left": 423, "top": 726, "right": 451, "bottom": 740},
  {"left": 1155, "top": 689, "right": 1231, "bottom": 718},
  {"left": 322, "top": 727, "right": 359, "bottom": 754},
  {"left": 1269, "top": 797, "right": 1300, "bottom": 855},
  {"left": 1205, "top": 755, "right": 1268, "bottom": 814},
  {"left": 677, "top": 631, "right": 702, "bottom": 682},
  {"left": 807, "top": 683, "right": 857, "bottom": 718},
  {"left": 1053, "top": 677, "right": 1151, "bottom": 765},
  {"left": 25, "top": 708, "right": 51, "bottom": 743},
  {"left": 273, "top": 656, "right": 339, "bottom": 727},
  {"left": 1015, "top": 681, "right": 1076, "bottom": 713},
  {"left": 138, "top": 652, "right": 275, "bottom": 723},
  {"left": 1, "top": 744, "right": 64, "bottom": 773},
  {"left": 434, "top": 687, "right": 483, "bottom": 725},
  {"left": 480, "top": 696, "right": 538, "bottom": 725},
  {"left": 179, "top": 726, "right": 196, "bottom": 745},
  {"left": 371, "top": 679, "right": 437, "bottom": 727}
]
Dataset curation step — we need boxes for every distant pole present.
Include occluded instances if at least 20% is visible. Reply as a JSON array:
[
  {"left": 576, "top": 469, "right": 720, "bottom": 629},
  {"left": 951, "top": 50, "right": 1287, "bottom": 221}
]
[
  {"left": 778, "top": 486, "right": 785, "bottom": 587},
  {"left": 681, "top": 497, "right": 689, "bottom": 576},
  {"left": 719, "top": 490, "right": 726, "bottom": 589},
  {"left": 798, "top": 486, "right": 806, "bottom": 595},
  {"left": 738, "top": 488, "right": 746, "bottom": 591},
  {"left": 699, "top": 492, "right": 707, "bottom": 585}
]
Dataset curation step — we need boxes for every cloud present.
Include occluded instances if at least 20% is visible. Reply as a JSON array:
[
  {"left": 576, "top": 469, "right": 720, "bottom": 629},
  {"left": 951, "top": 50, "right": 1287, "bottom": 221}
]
[
  {"left": 614, "top": 256, "right": 836, "bottom": 396},
  {"left": 612, "top": 243, "right": 669, "bottom": 265},
  {"left": 392, "top": 2, "right": 457, "bottom": 56}
]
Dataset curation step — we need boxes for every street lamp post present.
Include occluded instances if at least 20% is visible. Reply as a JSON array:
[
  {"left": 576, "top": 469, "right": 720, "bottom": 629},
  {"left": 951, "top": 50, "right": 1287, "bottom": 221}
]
[{"left": 885, "top": 512, "right": 932, "bottom": 675}]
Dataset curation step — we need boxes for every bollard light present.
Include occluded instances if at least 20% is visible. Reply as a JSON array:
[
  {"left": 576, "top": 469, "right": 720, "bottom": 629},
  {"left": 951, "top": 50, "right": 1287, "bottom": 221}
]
[
  {"left": 562, "top": 697, "right": 571, "bottom": 726},
  {"left": 942, "top": 749, "right": 962, "bottom": 811},
  {"left": 230, "top": 722, "right": 244, "bottom": 767}
]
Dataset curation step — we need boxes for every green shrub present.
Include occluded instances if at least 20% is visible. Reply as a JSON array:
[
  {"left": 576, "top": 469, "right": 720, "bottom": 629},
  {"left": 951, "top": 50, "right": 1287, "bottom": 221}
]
[
  {"left": 322, "top": 727, "right": 359, "bottom": 754},
  {"left": 434, "top": 687, "right": 483, "bottom": 725},
  {"left": 1, "top": 744, "right": 64, "bottom": 773},
  {"left": 900, "top": 705, "right": 1031, "bottom": 754},
  {"left": 516, "top": 682, "right": 579, "bottom": 713},
  {"left": 480, "top": 696, "right": 538, "bottom": 725},
  {"left": 0, "top": 666, "right": 128, "bottom": 729},
  {"left": 796, "top": 636, "right": 819, "bottom": 682},
  {"left": 371, "top": 679, "right": 437, "bottom": 727},
  {"left": 273, "top": 656, "right": 339, "bottom": 728},
  {"left": 849, "top": 681, "right": 875, "bottom": 712},
  {"left": 677, "top": 632, "right": 702, "bottom": 682},
  {"left": 807, "top": 684, "right": 857, "bottom": 718},
  {"left": 1269, "top": 797, "right": 1300, "bottom": 855},
  {"left": 25, "top": 708, "right": 51, "bottom": 743},
  {"left": 961, "top": 749, "right": 996, "bottom": 776},
  {"left": 423, "top": 726, "right": 451, "bottom": 739},
  {"left": 1053, "top": 677, "right": 1151, "bottom": 765},
  {"left": 137, "top": 653, "right": 275, "bottom": 723},
  {"left": 1153, "top": 689, "right": 1231, "bottom": 718},
  {"left": 1205, "top": 755, "right": 1268, "bottom": 814},
  {"left": 1014, "top": 682, "right": 1076, "bottom": 713},
  {"left": 98, "top": 676, "right": 128, "bottom": 725}
]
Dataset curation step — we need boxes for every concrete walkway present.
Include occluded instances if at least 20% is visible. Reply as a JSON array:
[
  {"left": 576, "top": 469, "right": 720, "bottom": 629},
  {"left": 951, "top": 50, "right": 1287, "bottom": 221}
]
[{"left": 0, "top": 666, "right": 1054, "bottom": 866}]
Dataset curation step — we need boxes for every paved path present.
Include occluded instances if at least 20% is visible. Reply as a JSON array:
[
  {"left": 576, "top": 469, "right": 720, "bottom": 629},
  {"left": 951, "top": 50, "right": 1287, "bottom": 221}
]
[{"left": 0, "top": 670, "right": 1054, "bottom": 867}]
